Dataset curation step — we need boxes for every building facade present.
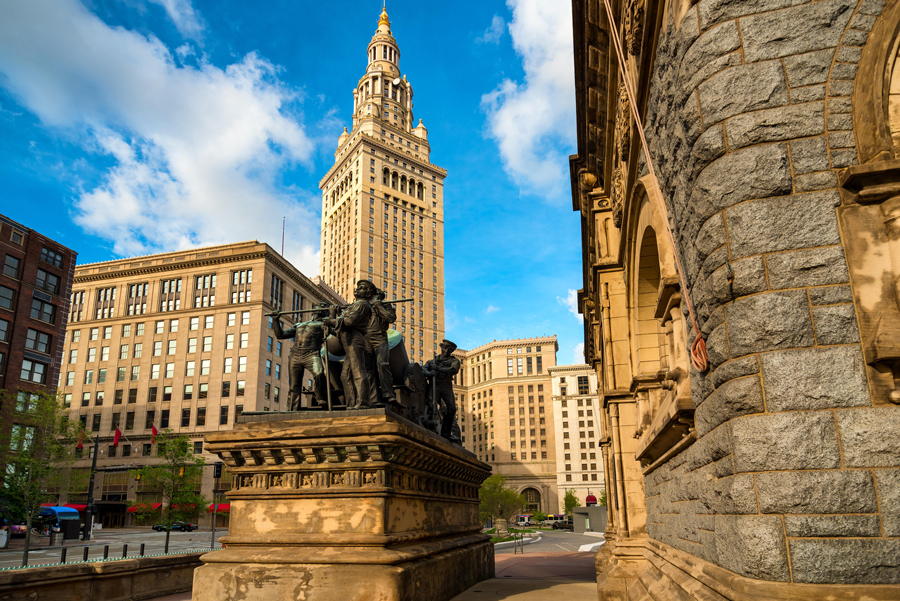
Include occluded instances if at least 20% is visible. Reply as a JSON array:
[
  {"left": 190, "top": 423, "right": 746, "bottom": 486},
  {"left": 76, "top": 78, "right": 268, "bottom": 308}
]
[
  {"left": 548, "top": 364, "right": 604, "bottom": 511},
  {"left": 318, "top": 7, "right": 446, "bottom": 364},
  {"left": 0, "top": 213, "right": 77, "bottom": 453},
  {"left": 57, "top": 241, "right": 342, "bottom": 527},
  {"left": 454, "top": 337, "right": 561, "bottom": 515},
  {"left": 571, "top": 0, "right": 900, "bottom": 596}
]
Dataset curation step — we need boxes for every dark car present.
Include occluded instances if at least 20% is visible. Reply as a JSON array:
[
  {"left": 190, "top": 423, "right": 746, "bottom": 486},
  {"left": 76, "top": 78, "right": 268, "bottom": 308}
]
[
  {"left": 152, "top": 521, "right": 198, "bottom": 532},
  {"left": 552, "top": 520, "right": 574, "bottom": 530}
]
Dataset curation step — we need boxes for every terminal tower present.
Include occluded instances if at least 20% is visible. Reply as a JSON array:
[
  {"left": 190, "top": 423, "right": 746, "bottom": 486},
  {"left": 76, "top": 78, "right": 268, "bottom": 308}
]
[{"left": 318, "top": 6, "right": 447, "bottom": 362}]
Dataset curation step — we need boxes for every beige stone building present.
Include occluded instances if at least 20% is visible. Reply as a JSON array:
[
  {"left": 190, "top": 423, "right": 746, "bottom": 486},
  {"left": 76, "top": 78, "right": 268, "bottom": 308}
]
[
  {"left": 318, "top": 7, "right": 446, "bottom": 364},
  {"left": 547, "top": 364, "right": 604, "bottom": 511},
  {"left": 57, "top": 241, "right": 342, "bottom": 527},
  {"left": 453, "top": 336, "right": 560, "bottom": 514}
]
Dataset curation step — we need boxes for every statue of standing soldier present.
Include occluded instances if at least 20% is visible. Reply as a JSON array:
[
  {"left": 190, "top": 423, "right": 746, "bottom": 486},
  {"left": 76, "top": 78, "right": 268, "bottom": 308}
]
[
  {"left": 273, "top": 301, "right": 331, "bottom": 410},
  {"left": 422, "top": 339, "right": 461, "bottom": 443},
  {"left": 324, "top": 280, "right": 375, "bottom": 408},
  {"left": 366, "top": 288, "right": 397, "bottom": 406}
]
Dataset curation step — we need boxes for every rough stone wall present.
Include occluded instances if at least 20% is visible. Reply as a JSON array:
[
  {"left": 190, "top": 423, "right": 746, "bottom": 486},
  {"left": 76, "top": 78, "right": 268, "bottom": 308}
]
[{"left": 640, "top": 0, "right": 900, "bottom": 584}]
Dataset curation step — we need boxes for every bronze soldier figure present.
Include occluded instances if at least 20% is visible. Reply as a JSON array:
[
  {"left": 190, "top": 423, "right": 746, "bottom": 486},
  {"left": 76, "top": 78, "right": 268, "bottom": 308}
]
[
  {"left": 422, "top": 339, "right": 461, "bottom": 442},
  {"left": 367, "top": 288, "right": 397, "bottom": 406},
  {"left": 324, "top": 280, "right": 375, "bottom": 408},
  {"left": 273, "top": 301, "right": 331, "bottom": 410}
]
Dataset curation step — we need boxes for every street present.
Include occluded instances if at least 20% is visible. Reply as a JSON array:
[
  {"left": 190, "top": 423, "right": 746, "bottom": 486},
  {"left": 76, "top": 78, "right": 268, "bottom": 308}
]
[
  {"left": 495, "top": 530, "right": 605, "bottom": 554},
  {"left": 0, "top": 528, "right": 227, "bottom": 569}
]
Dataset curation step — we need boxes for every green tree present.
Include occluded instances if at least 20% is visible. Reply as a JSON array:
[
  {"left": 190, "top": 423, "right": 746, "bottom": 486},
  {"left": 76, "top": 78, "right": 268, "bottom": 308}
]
[
  {"left": 598, "top": 489, "right": 607, "bottom": 506},
  {"left": 478, "top": 474, "right": 524, "bottom": 526},
  {"left": 564, "top": 488, "right": 580, "bottom": 516},
  {"left": 0, "top": 389, "right": 84, "bottom": 565},
  {"left": 129, "top": 431, "right": 207, "bottom": 552}
]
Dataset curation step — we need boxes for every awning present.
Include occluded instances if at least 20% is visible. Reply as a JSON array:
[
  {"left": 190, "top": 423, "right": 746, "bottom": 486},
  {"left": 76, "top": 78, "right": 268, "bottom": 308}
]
[
  {"left": 64, "top": 504, "right": 87, "bottom": 511},
  {"left": 207, "top": 503, "right": 230, "bottom": 513},
  {"left": 127, "top": 503, "right": 162, "bottom": 513}
]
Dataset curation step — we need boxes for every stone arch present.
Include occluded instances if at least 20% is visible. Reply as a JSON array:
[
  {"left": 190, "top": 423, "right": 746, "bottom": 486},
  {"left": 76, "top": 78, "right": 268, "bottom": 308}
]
[
  {"left": 382, "top": 167, "right": 390, "bottom": 186},
  {"left": 521, "top": 487, "right": 542, "bottom": 513}
]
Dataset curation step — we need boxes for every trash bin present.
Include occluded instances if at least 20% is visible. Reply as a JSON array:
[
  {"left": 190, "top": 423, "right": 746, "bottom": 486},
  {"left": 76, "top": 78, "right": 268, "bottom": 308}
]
[
  {"left": 49, "top": 530, "right": 62, "bottom": 546},
  {"left": 63, "top": 519, "right": 81, "bottom": 540}
]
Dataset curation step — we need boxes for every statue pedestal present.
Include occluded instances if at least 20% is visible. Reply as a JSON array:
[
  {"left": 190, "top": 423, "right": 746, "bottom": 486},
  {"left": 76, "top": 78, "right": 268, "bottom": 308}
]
[{"left": 193, "top": 410, "right": 493, "bottom": 601}]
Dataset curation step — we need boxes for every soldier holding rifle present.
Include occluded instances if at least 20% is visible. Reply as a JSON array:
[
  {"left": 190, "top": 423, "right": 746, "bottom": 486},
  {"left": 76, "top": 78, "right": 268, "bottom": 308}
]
[
  {"left": 422, "top": 339, "right": 461, "bottom": 442},
  {"left": 270, "top": 302, "right": 331, "bottom": 410}
]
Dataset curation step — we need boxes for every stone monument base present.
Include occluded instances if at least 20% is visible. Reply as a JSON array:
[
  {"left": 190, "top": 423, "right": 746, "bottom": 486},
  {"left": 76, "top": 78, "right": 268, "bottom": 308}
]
[{"left": 193, "top": 410, "right": 493, "bottom": 601}]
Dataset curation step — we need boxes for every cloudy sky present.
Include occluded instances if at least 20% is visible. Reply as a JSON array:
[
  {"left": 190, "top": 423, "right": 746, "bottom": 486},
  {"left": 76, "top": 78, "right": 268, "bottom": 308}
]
[{"left": 0, "top": 0, "right": 584, "bottom": 363}]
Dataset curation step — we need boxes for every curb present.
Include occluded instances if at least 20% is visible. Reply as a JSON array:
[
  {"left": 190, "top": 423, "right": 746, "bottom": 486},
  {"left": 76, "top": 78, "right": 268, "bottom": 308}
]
[{"left": 494, "top": 534, "right": 542, "bottom": 549}]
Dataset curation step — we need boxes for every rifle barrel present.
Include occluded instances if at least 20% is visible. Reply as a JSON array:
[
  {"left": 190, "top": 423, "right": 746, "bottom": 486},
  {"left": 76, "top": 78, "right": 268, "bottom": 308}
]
[{"left": 265, "top": 298, "right": 414, "bottom": 317}]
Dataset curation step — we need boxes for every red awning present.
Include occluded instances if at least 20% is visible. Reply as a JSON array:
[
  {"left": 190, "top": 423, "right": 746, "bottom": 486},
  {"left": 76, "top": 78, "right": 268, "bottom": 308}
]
[
  {"left": 586, "top": 494, "right": 598, "bottom": 504},
  {"left": 207, "top": 503, "right": 230, "bottom": 513},
  {"left": 64, "top": 504, "right": 87, "bottom": 511},
  {"left": 127, "top": 503, "right": 162, "bottom": 513}
]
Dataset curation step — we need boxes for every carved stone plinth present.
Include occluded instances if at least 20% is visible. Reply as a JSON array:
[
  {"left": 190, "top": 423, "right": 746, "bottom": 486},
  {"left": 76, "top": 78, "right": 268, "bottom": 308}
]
[{"left": 193, "top": 410, "right": 493, "bottom": 601}]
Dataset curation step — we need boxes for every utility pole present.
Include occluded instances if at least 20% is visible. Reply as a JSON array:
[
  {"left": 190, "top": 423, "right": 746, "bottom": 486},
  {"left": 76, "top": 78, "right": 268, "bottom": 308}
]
[
  {"left": 210, "top": 462, "right": 222, "bottom": 549},
  {"left": 82, "top": 437, "right": 100, "bottom": 541}
]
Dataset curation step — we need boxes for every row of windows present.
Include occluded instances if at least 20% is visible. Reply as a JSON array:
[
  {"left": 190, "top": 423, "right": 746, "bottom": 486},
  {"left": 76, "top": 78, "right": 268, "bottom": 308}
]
[
  {"left": 76, "top": 404, "right": 245, "bottom": 434},
  {"left": 66, "top": 356, "right": 281, "bottom": 385},
  {"left": 67, "top": 378, "right": 267, "bottom": 406}
]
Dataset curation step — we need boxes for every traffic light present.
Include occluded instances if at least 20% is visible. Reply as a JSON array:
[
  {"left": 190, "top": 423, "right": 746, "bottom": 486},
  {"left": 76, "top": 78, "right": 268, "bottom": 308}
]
[{"left": 213, "top": 462, "right": 223, "bottom": 479}]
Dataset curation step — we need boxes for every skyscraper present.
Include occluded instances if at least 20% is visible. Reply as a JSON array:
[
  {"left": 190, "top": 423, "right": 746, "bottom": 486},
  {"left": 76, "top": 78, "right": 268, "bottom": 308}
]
[{"left": 319, "top": 7, "right": 446, "bottom": 362}]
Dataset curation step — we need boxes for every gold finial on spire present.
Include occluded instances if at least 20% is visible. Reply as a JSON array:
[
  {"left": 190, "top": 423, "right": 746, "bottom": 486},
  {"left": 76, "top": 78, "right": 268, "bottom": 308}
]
[{"left": 378, "top": 4, "right": 390, "bottom": 29}]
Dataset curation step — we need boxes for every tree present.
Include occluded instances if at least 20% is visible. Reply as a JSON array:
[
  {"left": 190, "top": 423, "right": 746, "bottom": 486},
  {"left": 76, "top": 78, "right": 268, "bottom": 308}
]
[
  {"left": 564, "top": 489, "right": 580, "bottom": 517},
  {"left": 531, "top": 510, "right": 549, "bottom": 524},
  {"left": 598, "top": 489, "right": 607, "bottom": 506},
  {"left": 478, "top": 474, "right": 524, "bottom": 526},
  {"left": 130, "top": 430, "right": 207, "bottom": 552},
  {"left": 0, "top": 389, "right": 83, "bottom": 565}
]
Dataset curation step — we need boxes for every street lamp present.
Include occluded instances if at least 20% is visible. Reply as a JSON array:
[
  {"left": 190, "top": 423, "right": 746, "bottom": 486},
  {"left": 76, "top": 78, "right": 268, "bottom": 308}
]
[{"left": 82, "top": 437, "right": 100, "bottom": 541}]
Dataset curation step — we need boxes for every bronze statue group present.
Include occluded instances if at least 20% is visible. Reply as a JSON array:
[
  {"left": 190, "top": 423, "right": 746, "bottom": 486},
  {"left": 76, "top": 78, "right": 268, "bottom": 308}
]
[{"left": 266, "top": 279, "right": 461, "bottom": 444}]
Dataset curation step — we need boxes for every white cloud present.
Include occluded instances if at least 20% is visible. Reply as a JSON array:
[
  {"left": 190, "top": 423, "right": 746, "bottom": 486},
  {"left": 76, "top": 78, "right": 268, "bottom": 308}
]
[
  {"left": 481, "top": 0, "right": 575, "bottom": 200},
  {"left": 476, "top": 15, "right": 505, "bottom": 44},
  {"left": 573, "top": 342, "right": 585, "bottom": 364},
  {"left": 147, "top": 0, "right": 205, "bottom": 39},
  {"left": 557, "top": 288, "right": 583, "bottom": 322},
  {"left": 0, "top": 0, "right": 323, "bottom": 274},
  {"left": 485, "top": 304, "right": 501, "bottom": 314}
]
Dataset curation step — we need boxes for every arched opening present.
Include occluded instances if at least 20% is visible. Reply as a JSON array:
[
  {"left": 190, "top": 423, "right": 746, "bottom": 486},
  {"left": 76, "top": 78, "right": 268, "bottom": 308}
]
[
  {"left": 383, "top": 167, "right": 389, "bottom": 186},
  {"left": 635, "top": 227, "right": 664, "bottom": 375},
  {"left": 400, "top": 175, "right": 407, "bottom": 194},
  {"left": 391, "top": 171, "right": 399, "bottom": 190},
  {"left": 522, "top": 488, "right": 542, "bottom": 513},
  {"left": 417, "top": 182, "right": 424, "bottom": 199}
]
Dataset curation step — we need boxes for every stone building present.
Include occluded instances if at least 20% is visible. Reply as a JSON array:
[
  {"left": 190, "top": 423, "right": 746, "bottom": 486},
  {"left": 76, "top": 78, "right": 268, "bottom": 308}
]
[
  {"left": 57, "top": 241, "right": 342, "bottom": 528},
  {"left": 570, "top": 0, "right": 900, "bottom": 595},
  {"left": 547, "top": 364, "right": 605, "bottom": 511},
  {"left": 454, "top": 337, "right": 561, "bottom": 514},
  {"left": 0, "top": 213, "right": 77, "bottom": 462},
  {"left": 318, "top": 7, "right": 446, "bottom": 363}
]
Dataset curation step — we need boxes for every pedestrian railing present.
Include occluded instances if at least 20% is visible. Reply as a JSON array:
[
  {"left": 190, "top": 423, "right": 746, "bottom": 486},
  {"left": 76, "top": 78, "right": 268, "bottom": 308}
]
[{"left": 0, "top": 545, "right": 217, "bottom": 571}]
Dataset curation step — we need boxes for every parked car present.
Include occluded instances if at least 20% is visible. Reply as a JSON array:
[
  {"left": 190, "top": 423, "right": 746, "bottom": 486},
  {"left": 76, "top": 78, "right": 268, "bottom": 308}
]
[
  {"left": 552, "top": 520, "right": 574, "bottom": 530},
  {"left": 152, "top": 521, "right": 198, "bottom": 532}
]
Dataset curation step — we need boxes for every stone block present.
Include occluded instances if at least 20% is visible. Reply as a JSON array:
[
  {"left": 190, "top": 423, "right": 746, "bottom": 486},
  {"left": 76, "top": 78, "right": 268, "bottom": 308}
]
[
  {"left": 756, "top": 470, "right": 877, "bottom": 513},
  {"left": 724, "top": 102, "right": 825, "bottom": 149},
  {"left": 794, "top": 170, "right": 838, "bottom": 192},
  {"left": 681, "top": 20, "right": 742, "bottom": 83},
  {"left": 691, "top": 125, "right": 727, "bottom": 181},
  {"left": 711, "top": 355, "right": 760, "bottom": 389},
  {"left": 698, "top": 61, "right": 789, "bottom": 125},
  {"left": 726, "top": 290, "right": 815, "bottom": 356},
  {"left": 830, "top": 62, "right": 859, "bottom": 80},
  {"left": 809, "top": 284, "right": 853, "bottom": 304},
  {"left": 701, "top": 305, "right": 726, "bottom": 337},
  {"left": 739, "top": 0, "right": 854, "bottom": 63},
  {"left": 700, "top": 473, "right": 758, "bottom": 514},
  {"left": 829, "top": 131, "right": 855, "bottom": 148},
  {"left": 726, "top": 190, "right": 842, "bottom": 258},
  {"left": 793, "top": 86, "right": 829, "bottom": 105},
  {"left": 684, "top": 423, "right": 732, "bottom": 471},
  {"left": 813, "top": 304, "right": 860, "bottom": 344},
  {"left": 691, "top": 144, "right": 791, "bottom": 226},
  {"left": 699, "top": 245, "right": 729, "bottom": 282},
  {"left": 828, "top": 96, "right": 852, "bottom": 113},
  {"left": 698, "top": 0, "right": 809, "bottom": 29},
  {"left": 849, "top": 13, "right": 878, "bottom": 31},
  {"left": 790, "top": 539, "right": 900, "bottom": 584},
  {"left": 731, "top": 411, "right": 841, "bottom": 472},
  {"left": 875, "top": 469, "right": 900, "bottom": 536},
  {"left": 789, "top": 135, "right": 829, "bottom": 174},
  {"left": 760, "top": 345, "right": 869, "bottom": 411},
  {"left": 765, "top": 245, "right": 849, "bottom": 289},
  {"left": 706, "top": 323, "right": 730, "bottom": 369},
  {"left": 836, "top": 407, "right": 900, "bottom": 467},
  {"left": 714, "top": 515, "right": 790, "bottom": 581},
  {"left": 829, "top": 78, "right": 856, "bottom": 97},
  {"left": 842, "top": 29, "right": 869, "bottom": 46},
  {"left": 695, "top": 375, "right": 765, "bottom": 437},
  {"left": 695, "top": 211, "right": 726, "bottom": 263},
  {"left": 691, "top": 368, "right": 715, "bottom": 404},
  {"left": 732, "top": 255, "right": 769, "bottom": 297},
  {"left": 783, "top": 49, "right": 836, "bottom": 87},
  {"left": 858, "top": 0, "right": 887, "bottom": 15},
  {"left": 827, "top": 112, "right": 852, "bottom": 129},
  {"left": 784, "top": 515, "right": 881, "bottom": 537},
  {"left": 830, "top": 147, "right": 858, "bottom": 167}
]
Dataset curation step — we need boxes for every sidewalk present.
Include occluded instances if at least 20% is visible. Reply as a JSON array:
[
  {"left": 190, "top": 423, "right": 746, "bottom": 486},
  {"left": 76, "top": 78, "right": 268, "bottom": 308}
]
[{"left": 145, "top": 552, "right": 599, "bottom": 601}]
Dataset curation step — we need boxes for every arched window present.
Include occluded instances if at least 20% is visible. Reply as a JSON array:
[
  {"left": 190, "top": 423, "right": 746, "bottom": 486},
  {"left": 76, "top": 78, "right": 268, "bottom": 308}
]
[
  {"left": 417, "top": 182, "right": 424, "bottom": 200},
  {"left": 636, "top": 227, "right": 664, "bottom": 374},
  {"left": 523, "top": 488, "right": 541, "bottom": 513},
  {"left": 400, "top": 175, "right": 407, "bottom": 194},
  {"left": 391, "top": 171, "right": 399, "bottom": 190},
  {"left": 383, "top": 167, "right": 390, "bottom": 185}
]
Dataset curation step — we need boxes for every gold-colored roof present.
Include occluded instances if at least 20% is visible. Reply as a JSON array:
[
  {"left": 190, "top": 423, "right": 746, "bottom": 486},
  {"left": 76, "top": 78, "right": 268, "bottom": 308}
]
[{"left": 378, "top": 6, "right": 390, "bottom": 28}]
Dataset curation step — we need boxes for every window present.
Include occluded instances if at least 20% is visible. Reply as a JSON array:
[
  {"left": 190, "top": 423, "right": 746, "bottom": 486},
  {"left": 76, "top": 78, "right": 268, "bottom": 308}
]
[
  {"left": 153, "top": 341, "right": 162, "bottom": 357},
  {"left": 119, "top": 345, "right": 129, "bottom": 360},
  {"left": 114, "top": 390, "right": 123, "bottom": 404},
  {"left": 197, "top": 407, "right": 206, "bottom": 427},
  {"left": 194, "top": 441, "right": 203, "bottom": 454},
  {"left": 151, "top": 364, "right": 160, "bottom": 379},
  {"left": 0, "top": 318, "right": 8, "bottom": 343},
  {"left": 242, "top": 312, "right": 250, "bottom": 325},
  {"left": 0, "top": 286, "right": 15, "bottom": 310},
  {"left": 40, "top": 247, "right": 63, "bottom": 268},
  {"left": 101, "top": 346, "right": 109, "bottom": 361},
  {"left": 190, "top": 317, "right": 199, "bottom": 330},
  {"left": 274, "top": 387, "right": 280, "bottom": 404},
  {"left": 122, "top": 324, "right": 131, "bottom": 337},
  {"left": 24, "top": 329, "right": 51, "bottom": 354},
  {"left": 136, "top": 323, "right": 145, "bottom": 336},
  {"left": 222, "top": 381, "right": 231, "bottom": 397},
  {"left": 199, "top": 383, "right": 208, "bottom": 399},
  {"left": 227, "top": 313, "right": 235, "bottom": 327},
  {"left": 30, "top": 298, "right": 56, "bottom": 324},
  {"left": 240, "top": 332, "right": 248, "bottom": 348},
  {"left": 155, "top": 321, "right": 164, "bottom": 334},
  {"left": 165, "top": 363, "right": 174, "bottom": 378},
  {"left": 143, "top": 443, "right": 152, "bottom": 456},
  {"left": 236, "top": 381, "right": 245, "bottom": 396},
  {"left": 225, "top": 334, "right": 234, "bottom": 350},
  {"left": 276, "top": 341, "right": 282, "bottom": 357},
  {"left": 274, "top": 364, "right": 280, "bottom": 379},
  {"left": 82, "top": 393, "right": 90, "bottom": 407},
  {"left": 131, "top": 366, "right": 140, "bottom": 381},
  {"left": 134, "top": 343, "right": 143, "bottom": 358},
  {"left": 181, "top": 408, "right": 191, "bottom": 427},
  {"left": 265, "top": 359, "right": 271, "bottom": 376},
  {"left": 3, "top": 255, "right": 21, "bottom": 278},
  {"left": 169, "top": 319, "right": 178, "bottom": 333},
  {"left": 201, "top": 360, "right": 210, "bottom": 375},
  {"left": 578, "top": 376, "right": 590, "bottom": 395},
  {"left": 203, "top": 336, "right": 212, "bottom": 352},
  {"left": 188, "top": 338, "right": 197, "bottom": 353},
  {"left": 161, "top": 409, "right": 170, "bottom": 428},
  {"left": 21, "top": 359, "right": 47, "bottom": 383},
  {"left": 205, "top": 316, "right": 214, "bottom": 329},
  {"left": 186, "top": 361, "right": 195, "bottom": 377},
  {"left": 35, "top": 269, "right": 60, "bottom": 294},
  {"left": 219, "top": 406, "right": 229, "bottom": 425},
  {"left": 168, "top": 340, "right": 176, "bottom": 355},
  {"left": 239, "top": 357, "right": 247, "bottom": 373},
  {"left": 184, "top": 384, "right": 193, "bottom": 400},
  {"left": 224, "top": 358, "right": 233, "bottom": 374},
  {"left": 125, "top": 411, "right": 135, "bottom": 430},
  {"left": 148, "top": 386, "right": 158, "bottom": 403}
]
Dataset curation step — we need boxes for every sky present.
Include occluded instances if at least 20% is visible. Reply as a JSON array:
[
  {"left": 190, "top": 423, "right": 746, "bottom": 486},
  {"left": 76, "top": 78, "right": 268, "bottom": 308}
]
[{"left": 0, "top": 0, "right": 585, "bottom": 364}]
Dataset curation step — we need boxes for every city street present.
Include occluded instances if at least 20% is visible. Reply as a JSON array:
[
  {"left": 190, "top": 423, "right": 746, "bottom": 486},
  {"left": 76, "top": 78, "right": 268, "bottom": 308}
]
[
  {"left": 0, "top": 528, "right": 226, "bottom": 569},
  {"left": 495, "top": 530, "right": 605, "bottom": 555}
]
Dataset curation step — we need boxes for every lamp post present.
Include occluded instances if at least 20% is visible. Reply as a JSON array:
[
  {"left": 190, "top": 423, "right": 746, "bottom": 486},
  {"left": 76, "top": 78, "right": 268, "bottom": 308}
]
[
  {"left": 82, "top": 437, "right": 100, "bottom": 541},
  {"left": 210, "top": 462, "right": 222, "bottom": 549}
]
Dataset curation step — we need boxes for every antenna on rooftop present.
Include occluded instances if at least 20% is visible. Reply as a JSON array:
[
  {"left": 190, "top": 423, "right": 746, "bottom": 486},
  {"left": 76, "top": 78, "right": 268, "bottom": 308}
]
[{"left": 281, "top": 217, "right": 285, "bottom": 255}]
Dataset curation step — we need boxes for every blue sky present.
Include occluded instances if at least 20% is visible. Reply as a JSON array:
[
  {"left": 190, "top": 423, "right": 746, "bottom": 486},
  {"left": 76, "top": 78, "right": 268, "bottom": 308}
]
[{"left": 0, "top": 0, "right": 585, "bottom": 363}]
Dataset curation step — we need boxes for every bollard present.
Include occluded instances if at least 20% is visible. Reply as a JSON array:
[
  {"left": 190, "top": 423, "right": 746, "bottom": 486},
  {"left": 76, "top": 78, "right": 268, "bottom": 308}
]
[
  {"left": 61, "top": 547, "right": 67, "bottom": 564},
  {"left": 103, "top": 545, "right": 109, "bottom": 559},
  {"left": 83, "top": 547, "right": 89, "bottom": 562},
  {"left": 140, "top": 543, "right": 145, "bottom": 556},
  {"left": 122, "top": 544, "right": 127, "bottom": 558}
]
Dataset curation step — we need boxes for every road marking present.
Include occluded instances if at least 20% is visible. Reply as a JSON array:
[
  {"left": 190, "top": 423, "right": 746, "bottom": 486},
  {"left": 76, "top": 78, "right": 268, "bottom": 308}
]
[{"left": 578, "top": 541, "right": 605, "bottom": 552}]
